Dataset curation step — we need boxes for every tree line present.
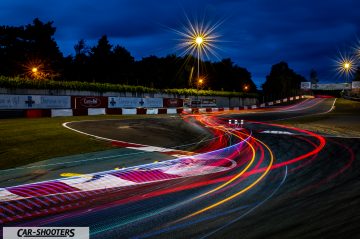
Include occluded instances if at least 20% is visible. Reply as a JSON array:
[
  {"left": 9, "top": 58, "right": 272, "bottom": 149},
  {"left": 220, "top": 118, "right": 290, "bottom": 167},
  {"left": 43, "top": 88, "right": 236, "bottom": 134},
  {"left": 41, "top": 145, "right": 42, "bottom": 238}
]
[
  {"left": 0, "top": 18, "right": 317, "bottom": 99},
  {"left": 0, "top": 18, "right": 256, "bottom": 93}
]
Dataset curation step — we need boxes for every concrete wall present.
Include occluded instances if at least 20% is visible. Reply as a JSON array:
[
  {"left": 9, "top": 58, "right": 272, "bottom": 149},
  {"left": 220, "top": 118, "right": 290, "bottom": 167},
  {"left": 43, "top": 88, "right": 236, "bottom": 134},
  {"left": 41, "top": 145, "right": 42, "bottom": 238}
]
[{"left": 0, "top": 88, "right": 258, "bottom": 107}]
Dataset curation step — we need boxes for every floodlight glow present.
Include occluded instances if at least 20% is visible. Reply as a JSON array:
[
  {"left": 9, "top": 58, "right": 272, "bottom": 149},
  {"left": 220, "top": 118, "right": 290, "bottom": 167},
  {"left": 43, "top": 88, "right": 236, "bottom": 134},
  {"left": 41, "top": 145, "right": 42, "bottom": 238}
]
[
  {"left": 195, "top": 36, "right": 203, "bottom": 45},
  {"left": 334, "top": 52, "right": 357, "bottom": 80},
  {"left": 172, "top": 16, "right": 225, "bottom": 85}
]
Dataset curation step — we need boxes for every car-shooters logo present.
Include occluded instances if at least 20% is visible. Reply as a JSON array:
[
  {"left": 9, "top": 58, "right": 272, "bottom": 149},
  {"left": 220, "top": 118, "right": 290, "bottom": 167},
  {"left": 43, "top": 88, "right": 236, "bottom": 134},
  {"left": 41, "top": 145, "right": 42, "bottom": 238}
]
[
  {"left": 3, "top": 227, "right": 89, "bottom": 239},
  {"left": 80, "top": 97, "right": 101, "bottom": 107}
]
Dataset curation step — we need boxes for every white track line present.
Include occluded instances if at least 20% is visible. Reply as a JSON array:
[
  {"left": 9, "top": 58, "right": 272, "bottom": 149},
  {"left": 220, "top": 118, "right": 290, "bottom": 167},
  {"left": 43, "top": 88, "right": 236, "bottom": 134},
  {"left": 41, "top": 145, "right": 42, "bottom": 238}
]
[
  {"left": 272, "top": 98, "right": 336, "bottom": 122},
  {"left": 63, "top": 122, "right": 191, "bottom": 157}
]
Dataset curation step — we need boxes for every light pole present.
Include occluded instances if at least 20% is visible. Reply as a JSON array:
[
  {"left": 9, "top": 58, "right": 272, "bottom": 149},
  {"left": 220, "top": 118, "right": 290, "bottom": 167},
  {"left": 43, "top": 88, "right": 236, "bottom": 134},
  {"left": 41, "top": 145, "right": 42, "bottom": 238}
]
[
  {"left": 174, "top": 17, "right": 223, "bottom": 88},
  {"left": 195, "top": 36, "right": 204, "bottom": 85}
]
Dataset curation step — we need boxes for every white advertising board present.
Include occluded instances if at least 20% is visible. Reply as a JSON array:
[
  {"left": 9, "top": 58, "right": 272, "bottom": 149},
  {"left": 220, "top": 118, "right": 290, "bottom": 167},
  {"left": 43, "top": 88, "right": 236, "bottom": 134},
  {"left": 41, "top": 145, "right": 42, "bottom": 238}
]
[
  {"left": 88, "top": 108, "right": 106, "bottom": 115},
  {"left": 51, "top": 109, "right": 73, "bottom": 117},
  {"left": 352, "top": 81, "right": 360, "bottom": 89},
  {"left": 146, "top": 109, "right": 158, "bottom": 114},
  {"left": 201, "top": 99, "right": 217, "bottom": 107},
  {"left": 108, "top": 97, "right": 163, "bottom": 108},
  {"left": 0, "top": 95, "right": 70, "bottom": 109},
  {"left": 300, "top": 82, "right": 311, "bottom": 90},
  {"left": 167, "top": 108, "right": 177, "bottom": 114},
  {"left": 311, "top": 83, "right": 351, "bottom": 90}
]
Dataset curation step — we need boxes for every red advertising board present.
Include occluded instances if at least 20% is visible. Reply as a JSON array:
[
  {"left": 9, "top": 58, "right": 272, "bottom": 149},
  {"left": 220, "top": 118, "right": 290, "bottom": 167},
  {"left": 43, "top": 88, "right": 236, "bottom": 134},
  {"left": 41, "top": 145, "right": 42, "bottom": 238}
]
[
  {"left": 163, "top": 98, "right": 184, "bottom": 108},
  {"left": 71, "top": 96, "right": 108, "bottom": 109}
]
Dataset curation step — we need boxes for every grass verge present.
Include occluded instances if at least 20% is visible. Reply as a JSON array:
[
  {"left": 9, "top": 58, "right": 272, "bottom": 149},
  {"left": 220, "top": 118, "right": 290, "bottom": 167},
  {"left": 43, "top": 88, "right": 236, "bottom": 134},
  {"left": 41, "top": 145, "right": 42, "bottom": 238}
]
[
  {"left": 0, "top": 114, "right": 171, "bottom": 170},
  {"left": 274, "top": 98, "right": 360, "bottom": 137}
]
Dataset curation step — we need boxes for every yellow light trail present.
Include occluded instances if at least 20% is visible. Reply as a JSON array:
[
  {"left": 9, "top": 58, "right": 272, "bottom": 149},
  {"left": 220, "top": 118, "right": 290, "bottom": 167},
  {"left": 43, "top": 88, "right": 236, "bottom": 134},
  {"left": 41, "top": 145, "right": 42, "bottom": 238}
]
[
  {"left": 185, "top": 134, "right": 273, "bottom": 219},
  {"left": 192, "top": 122, "right": 256, "bottom": 199},
  {"left": 178, "top": 115, "right": 274, "bottom": 220}
]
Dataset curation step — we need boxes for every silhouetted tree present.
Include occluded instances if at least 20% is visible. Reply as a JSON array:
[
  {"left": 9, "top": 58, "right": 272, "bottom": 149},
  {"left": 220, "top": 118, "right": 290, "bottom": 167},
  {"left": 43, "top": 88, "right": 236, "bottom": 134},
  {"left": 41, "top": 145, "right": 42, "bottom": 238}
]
[
  {"left": 353, "top": 67, "right": 360, "bottom": 82},
  {"left": 0, "top": 25, "right": 25, "bottom": 76},
  {"left": 262, "top": 61, "right": 305, "bottom": 100},
  {"left": 309, "top": 69, "right": 319, "bottom": 84},
  {"left": 208, "top": 58, "right": 255, "bottom": 92},
  {"left": 0, "top": 19, "right": 258, "bottom": 92},
  {"left": 111, "top": 45, "right": 134, "bottom": 84},
  {"left": 0, "top": 18, "right": 62, "bottom": 78},
  {"left": 74, "top": 39, "right": 89, "bottom": 56},
  {"left": 67, "top": 39, "right": 91, "bottom": 82},
  {"left": 89, "top": 35, "right": 113, "bottom": 82}
]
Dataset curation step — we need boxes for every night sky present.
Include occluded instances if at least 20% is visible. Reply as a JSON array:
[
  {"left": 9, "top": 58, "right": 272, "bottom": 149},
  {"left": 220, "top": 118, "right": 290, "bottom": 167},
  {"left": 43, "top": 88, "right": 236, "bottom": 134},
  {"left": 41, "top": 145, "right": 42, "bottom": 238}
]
[{"left": 1, "top": 0, "right": 359, "bottom": 87}]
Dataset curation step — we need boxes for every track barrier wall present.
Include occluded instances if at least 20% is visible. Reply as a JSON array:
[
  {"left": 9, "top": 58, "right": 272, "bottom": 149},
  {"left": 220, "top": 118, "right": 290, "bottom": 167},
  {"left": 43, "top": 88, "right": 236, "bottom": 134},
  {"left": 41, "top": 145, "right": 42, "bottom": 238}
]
[{"left": 0, "top": 94, "right": 306, "bottom": 118}]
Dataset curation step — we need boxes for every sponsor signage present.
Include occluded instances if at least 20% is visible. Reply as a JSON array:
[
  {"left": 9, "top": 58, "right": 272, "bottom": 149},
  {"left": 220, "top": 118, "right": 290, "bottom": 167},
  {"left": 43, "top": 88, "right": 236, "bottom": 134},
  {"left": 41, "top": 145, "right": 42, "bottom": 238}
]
[
  {"left": 300, "top": 82, "right": 311, "bottom": 90},
  {"left": 352, "top": 81, "right": 360, "bottom": 89},
  {"left": 187, "top": 98, "right": 216, "bottom": 107},
  {"left": 201, "top": 99, "right": 217, "bottom": 107},
  {"left": 72, "top": 96, "right": 108, "bottom": 109},
  {"left": 183, "top": 98, "right": 191, "bottom": 107},
  {"left": 108, "top": 97, "right": 163, "bottom": 108},
  {"left": 190, "top": 100, "right": 201, "bottom": 107},
  {"left": 311, "top": 83, "right": 351, "bottom": 90},
  {"left": 0, "top": 94, "right": 70, "bottom": 109},
  {"left": 163, "top": 98, "right": 184, "bottom": 108}
]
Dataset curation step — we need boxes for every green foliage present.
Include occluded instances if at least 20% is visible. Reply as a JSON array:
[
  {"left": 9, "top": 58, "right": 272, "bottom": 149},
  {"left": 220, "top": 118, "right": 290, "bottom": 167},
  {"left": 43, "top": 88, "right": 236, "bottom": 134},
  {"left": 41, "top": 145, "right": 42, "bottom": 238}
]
[{"left": 0, "top": 76, "right": 258, "bottom": 97}]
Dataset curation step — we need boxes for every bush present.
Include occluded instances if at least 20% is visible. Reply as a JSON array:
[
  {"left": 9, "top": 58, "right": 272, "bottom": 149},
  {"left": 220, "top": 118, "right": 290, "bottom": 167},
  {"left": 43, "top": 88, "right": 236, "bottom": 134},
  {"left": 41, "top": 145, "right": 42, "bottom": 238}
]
[{"left": 0, "top": 76, "right": 258, "bottom": 98}]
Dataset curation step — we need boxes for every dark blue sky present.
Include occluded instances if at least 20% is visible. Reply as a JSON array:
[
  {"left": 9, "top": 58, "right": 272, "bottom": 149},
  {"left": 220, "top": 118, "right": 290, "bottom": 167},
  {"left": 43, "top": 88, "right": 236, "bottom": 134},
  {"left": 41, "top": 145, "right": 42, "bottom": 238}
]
[{"left": 1, "top": 0, "right": 359, "bottom": 87}]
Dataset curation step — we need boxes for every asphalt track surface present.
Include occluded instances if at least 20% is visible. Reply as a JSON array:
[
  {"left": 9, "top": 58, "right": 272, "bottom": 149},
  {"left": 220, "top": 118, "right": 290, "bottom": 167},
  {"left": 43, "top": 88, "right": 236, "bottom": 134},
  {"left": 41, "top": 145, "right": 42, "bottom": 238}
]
[{"left": 1, "top": 98, "right": 359, "bottom": 239}]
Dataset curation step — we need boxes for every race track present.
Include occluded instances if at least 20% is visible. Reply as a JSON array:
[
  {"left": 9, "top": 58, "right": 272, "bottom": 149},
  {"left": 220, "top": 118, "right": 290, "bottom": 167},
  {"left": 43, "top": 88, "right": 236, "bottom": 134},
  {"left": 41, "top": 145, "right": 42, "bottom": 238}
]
[{"left": 1, "top": 98, "right": 359, "bottom": 238}]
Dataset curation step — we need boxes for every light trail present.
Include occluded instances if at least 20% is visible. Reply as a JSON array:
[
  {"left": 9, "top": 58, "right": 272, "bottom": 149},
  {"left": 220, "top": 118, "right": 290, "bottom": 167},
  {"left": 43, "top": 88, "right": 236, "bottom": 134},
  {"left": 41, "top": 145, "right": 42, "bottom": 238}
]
[
  {"left": 179, "top": 128, "right": 274, "bottom": 220},
  {"left": 1, "top": 98, "right": 356, "bottom": 239}
]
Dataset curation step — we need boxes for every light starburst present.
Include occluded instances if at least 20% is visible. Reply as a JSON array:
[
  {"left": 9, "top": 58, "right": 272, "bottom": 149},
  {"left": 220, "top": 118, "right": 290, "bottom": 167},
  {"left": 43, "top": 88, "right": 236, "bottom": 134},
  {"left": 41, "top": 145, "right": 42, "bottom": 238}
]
[
  {"left": 173, "top": 16, "right": 223, "bottom": 61},
  {"left": 171, "top": 15, "right": 224, "bottom": 86},
  {"left": 334, "top": 52, "right": 357, "bottom": 80}
]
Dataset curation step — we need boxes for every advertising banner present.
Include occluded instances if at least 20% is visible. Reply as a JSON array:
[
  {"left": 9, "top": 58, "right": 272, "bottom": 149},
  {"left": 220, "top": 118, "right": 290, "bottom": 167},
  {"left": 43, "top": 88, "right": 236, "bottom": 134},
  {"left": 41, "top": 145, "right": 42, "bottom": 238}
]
[
  {"left": 190, "top": 100, "right": 201, "bottom": 107},
  {"left": 108, "top": 97, "right": 163, "bottom": 108},
  {"left": 300, "top": 82, "right": 311, "bottom": 90},
  {"left": 183, "top": 98, "right": 191, "bottom": 107},
  {"left": 352, "top": 81, "right": 360, "bottom": 89},
  {"left": 311, "top": 83, "right": 351, "bottom": 90},
  {"left": 201, "top": 99, "right": 217, "bottom": 107},
  {"left": 163, "top": 98, "right": 184, "bottom": 108},
  {"left": 186, "top": 98, "right": 216, "bottom": 107},
  {"left": 0, "top": 94, "right": 70, "bottom": 109},
  {"left": 72, "top": 96, "right": 108, "bottom": 109}
]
